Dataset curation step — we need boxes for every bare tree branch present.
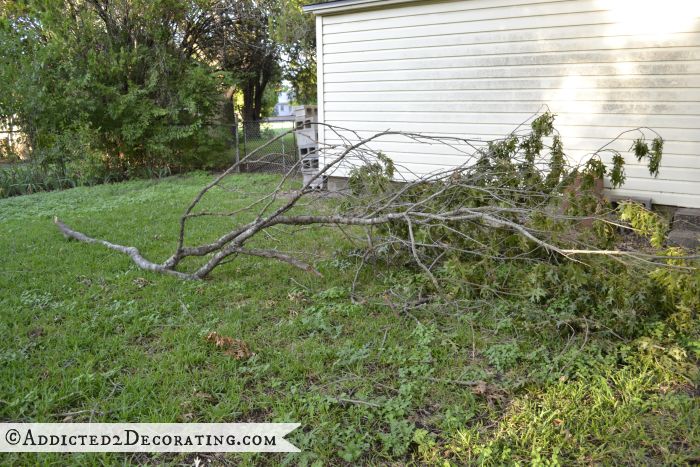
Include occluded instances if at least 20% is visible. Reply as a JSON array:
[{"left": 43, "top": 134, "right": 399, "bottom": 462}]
[
  {"left": 53, "top": 117, "right": 692, "bottom": 283},
  {"left": 53, "top": 217, "right": 196, "bottom": 280}
]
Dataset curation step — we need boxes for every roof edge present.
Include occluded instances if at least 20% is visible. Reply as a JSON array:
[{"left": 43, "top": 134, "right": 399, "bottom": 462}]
[{"left": 303, "top": 0, "right": 420, "bottom": 15}]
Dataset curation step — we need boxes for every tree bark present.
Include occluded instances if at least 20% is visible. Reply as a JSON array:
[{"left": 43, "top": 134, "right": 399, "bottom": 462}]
[{"left": 241, "top": 55, "right": 276, "bottom": 138}]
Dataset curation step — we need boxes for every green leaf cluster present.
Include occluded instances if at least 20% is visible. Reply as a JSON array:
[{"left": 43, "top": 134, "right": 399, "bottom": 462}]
[{"left": 0, "top": 0, "right": 227, "bottom": 178}]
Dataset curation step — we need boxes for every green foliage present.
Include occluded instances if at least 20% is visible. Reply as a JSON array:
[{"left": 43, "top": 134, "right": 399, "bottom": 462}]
[
  {"left": 619, "top": 201, "right": 669, "bottom": 249},
  {"left": 348, "top": 151, "right": 396, "bottom": 195},
  {"left": 221, "top": 0, "right": 282, "bottom": 127},
  {"left": 632, "top": 136, "right": 664, "bottom": 177},
  {"left": 544, "top": 135, "right": 566, "bottom": 189},
  {"left": 346, "top": 113, "right": 665, "bottom": 278},
  {"left": 272, "top": 0, "right": 318, "bottom": 103},
  {"left": 609, "top": 153, "right": 626, "bottom": 188},
  {"left": 438, "top": 361, "right": 698, "bottom": 465},
  {"left": 649, "top": 248, "right": 700, "bottom": 321},
  {"left": 582, "top": 136, "right": 663, "bottom": 190},
  {"left": 0, "top": 0, "right": 227, "bottom": 180},
  {"left": 484, "top": 342, "right": 521, "bottom": 372},
  {"left": 0, "top": 120, "right": 234, "bottom": 198},
  {"left": 0, "top": 163, "right": 71, "bottom": 198},
  {"left": 580, "top": 158, "right": 607, "bottom": 188},
  {"left": 346, "top": 113, "right": 668, "bottom": 278},
  {"left": 441, "top": 255, "right": 672, "bottom": 339}
]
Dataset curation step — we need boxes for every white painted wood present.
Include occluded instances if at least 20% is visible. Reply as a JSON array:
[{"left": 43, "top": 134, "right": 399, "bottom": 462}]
[
  {"left": 323, "top": 49, "right": 700, "bottom": 73},
  {"left": 322, "top": 0, "right": 563, "bottom": 24},
  {"left": 324, "top": 111, "right": 700, "bottom": 129},
  {"left": 313, "top": 0, "right": 700, "bottom": 207},
  {"left": 320, "top": 0, "right": 700, "bottom": 26},
  {"left": 324, "top": 100, "right": 700, "bottom": 116},
  {"left": 323, "top": 36, "right": 700, "bottom": 64},
  {"left": 321, "top": 120, "right": 696, "bottom": 140},
  {"left": 324, "top": 76, "right": 700, "bottom": 92},
  {"left": 316, "top": 15, "right": 326, "bottom": 166},
  {"left": 325, "top": 62, "right": 700, "bottom": 82},
  {"left": 323, "top": 1, "right": 614, "bottom": 35},
  {"left": 325, "top": 89, "right": 698, "bottom": 103},
  {"left": 323, "top": 12, "right": 700, "bottom": 44},
  {"left": 323, "top": 138, "right": 700, "bottom": 165},
  {"left": 324, "top": 28, "right": 700, "bottom": 55}
]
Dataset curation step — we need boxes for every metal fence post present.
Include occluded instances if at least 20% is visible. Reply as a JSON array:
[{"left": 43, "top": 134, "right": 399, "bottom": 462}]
[
  {"left": 234, "top": 112, "right": 240, "bottom": 173},
  {"left": 293, "top": 120, "right": 298, "bottom": 169},
  {"left": 243, "top": 122, "right": 247, "bottom": 155}
]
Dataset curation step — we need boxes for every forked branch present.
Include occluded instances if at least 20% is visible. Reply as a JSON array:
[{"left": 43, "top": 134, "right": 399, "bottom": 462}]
[{"left": 53, "top": 115, "right": 685, "bottom": 281}]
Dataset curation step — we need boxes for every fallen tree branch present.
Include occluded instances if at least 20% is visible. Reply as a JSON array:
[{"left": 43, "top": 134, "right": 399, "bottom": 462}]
[
  {"left": 53, "top": 115, "right": 691, "bottom": 282},
  {"left": 54, "top": 217, "right": 197, "bottom": 280}
]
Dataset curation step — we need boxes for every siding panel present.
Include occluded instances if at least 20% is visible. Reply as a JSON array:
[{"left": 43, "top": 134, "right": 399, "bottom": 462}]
[
  {"left": 325, "top": 28, "right": 700, "bottom": 54},
  {"left": 326, "top": 89, "right": 698, "bottom": 103},
  {"left": 323, "top": 35, "right": 700, "bottom": 64},
  {"left": 324, "top": 49, "right": 700, "bottom": 73},
  {"left": 323, "top": 11, "right": 696, "bottom": 44},
  {"left": 324, "top": 111, "right": 700, "bottom": 128},
  {"left": 325, "top": 62, "right": 700, "bottom": 83},
  {"left": 324, "top": 76, "right": 700, "bottom": 91},
  {"left": 325, "top": 100, "right": 700, "bottom": 115},
  {"left": 323, "top": 1, "right": 613, "bottom": 35}
]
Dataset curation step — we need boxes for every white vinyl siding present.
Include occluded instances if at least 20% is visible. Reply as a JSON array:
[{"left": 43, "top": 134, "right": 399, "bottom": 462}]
[{"left": 315, "top": 0, "right": 700, "bottom": 207}]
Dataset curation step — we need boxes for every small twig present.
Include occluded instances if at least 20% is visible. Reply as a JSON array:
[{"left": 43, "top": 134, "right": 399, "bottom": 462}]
[
  {"left": 333, "top": 397, "right": 381, "bottom": 408},
  {"left": 380, "top": 328, "right": 389, "bottom": 349},
  {"left": 422, "top": 377, "right": 481, "bottom": 387},
  {"left": 53, "top": 409, "right": 95, "bottom": 418},
  {"left": 290, "top": 277, "right": 311, "bottom": 291}
]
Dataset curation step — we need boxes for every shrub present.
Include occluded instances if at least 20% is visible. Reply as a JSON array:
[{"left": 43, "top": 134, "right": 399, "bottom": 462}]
[{"left": 0, "top": 1, "right": 229, "bottom": 181}]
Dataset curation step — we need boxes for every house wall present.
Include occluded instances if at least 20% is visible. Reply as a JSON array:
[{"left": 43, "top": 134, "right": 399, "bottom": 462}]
[{"left": 315, "top": 0, "right": 700, "bottom": 207}]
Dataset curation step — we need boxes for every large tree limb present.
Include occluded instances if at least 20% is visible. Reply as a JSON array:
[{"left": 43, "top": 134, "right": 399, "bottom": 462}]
[
  {"left": 53, "top": 121, "right": 689, "bottom": 282},
  {"left": 53, "top": 217, "right": 197, "bottom": 280},
  {"left": 54, "top": 217, "right": 322, "bottom": 279}
]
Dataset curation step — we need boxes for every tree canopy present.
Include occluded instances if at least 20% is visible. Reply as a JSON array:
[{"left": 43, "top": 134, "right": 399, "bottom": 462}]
[{"left": 0, "top": 0, "right": 317, "bottom": 172}]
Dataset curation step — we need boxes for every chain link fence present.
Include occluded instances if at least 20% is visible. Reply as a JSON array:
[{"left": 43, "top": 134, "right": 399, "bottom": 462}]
[
  {"left": 237, "top": 118, "right": 298, "bottom": 174},
  {"left": 0, "top": 118, "right": 300, "bottom": 181}
]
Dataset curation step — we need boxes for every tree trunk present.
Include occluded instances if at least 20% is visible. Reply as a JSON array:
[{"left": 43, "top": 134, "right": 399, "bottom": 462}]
[
  {"left": 242, "top": 81, "right": 261, "bottom": 138},
  {"left": 241, "top": 56, "right": 276, "bottom": 139},
  {"left": 222, "top": 86, "right": 237, "bottom": 124}
]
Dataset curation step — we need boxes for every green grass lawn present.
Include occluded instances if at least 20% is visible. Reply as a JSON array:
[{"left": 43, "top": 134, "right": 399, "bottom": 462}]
[{"left": 0, "top": 173, "right": 698, "bottom": 465}]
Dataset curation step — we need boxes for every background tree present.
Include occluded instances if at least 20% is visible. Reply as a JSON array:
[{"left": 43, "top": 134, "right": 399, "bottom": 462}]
[
  {"left": 272, "top": 0, "right": 317, "bottom": 104},
  {"left": 0, "top": 0, "right": 319, "bottom": 178},
  {"left": 227, "top": 0, "right": 280, "bottom": 136},
  {"left": 197, "top": 0, "right": 282, "bottom": 137},
  {"left": 0, "top": 0, "right": 228, "bottom": 178}
]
